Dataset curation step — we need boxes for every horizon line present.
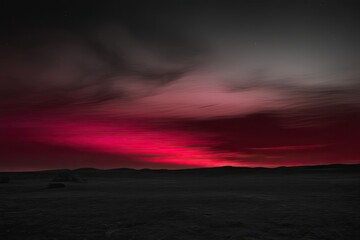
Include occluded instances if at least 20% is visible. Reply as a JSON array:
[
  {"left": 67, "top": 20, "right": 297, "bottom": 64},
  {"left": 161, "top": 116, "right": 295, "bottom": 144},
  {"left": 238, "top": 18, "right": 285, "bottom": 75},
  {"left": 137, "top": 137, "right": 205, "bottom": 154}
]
[{"left": 1, "top": 163, "right": 359, "bottom": 173}]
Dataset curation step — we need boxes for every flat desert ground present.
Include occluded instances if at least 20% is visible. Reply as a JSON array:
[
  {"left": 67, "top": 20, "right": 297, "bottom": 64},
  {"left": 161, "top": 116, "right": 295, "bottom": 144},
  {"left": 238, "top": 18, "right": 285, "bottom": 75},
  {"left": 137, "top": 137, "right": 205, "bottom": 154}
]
[{"left": 1, "top": 166, "right": 359, "bottom": 240}]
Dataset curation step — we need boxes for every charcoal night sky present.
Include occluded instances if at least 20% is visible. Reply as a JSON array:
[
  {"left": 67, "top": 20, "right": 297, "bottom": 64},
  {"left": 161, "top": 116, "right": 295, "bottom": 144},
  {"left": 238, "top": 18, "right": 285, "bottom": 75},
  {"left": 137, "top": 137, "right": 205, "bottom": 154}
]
[{"left": 0, "top": 0, "right": 359, "bottom": 171}]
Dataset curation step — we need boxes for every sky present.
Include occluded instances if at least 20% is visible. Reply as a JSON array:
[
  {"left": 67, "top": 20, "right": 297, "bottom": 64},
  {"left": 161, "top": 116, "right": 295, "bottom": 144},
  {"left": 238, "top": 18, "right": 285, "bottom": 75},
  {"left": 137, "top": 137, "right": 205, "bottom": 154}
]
[{"left": 0, "top": 0, "right": 359, "bottom": 171}]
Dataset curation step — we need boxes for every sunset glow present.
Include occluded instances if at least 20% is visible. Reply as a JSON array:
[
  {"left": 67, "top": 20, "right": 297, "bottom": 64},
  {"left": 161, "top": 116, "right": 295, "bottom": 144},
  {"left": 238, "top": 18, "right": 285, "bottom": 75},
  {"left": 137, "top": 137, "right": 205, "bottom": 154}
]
[
  {"left": 0, "top": 0, "right": 359, "bottom": 171},
  {"left": 32, "top": 119, "right": 243, "bottom": 167}
]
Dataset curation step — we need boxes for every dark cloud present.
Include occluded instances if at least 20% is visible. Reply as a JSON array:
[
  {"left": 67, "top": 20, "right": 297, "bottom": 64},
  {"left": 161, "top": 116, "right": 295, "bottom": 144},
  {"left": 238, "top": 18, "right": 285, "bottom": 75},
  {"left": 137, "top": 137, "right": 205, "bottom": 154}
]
[
  {"left": 0, "top": 1, "right": 208, "bottom": 111},
  {"left": 1, "top": 0, "right": 359, "bottom": 113}
]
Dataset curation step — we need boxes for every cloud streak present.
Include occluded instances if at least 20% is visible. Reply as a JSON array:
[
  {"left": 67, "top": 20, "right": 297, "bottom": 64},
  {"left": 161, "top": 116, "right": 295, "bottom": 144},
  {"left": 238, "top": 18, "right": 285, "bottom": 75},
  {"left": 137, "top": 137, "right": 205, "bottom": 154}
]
[{"left": 249, "top": 144, "right": 328, "bottom": 151}]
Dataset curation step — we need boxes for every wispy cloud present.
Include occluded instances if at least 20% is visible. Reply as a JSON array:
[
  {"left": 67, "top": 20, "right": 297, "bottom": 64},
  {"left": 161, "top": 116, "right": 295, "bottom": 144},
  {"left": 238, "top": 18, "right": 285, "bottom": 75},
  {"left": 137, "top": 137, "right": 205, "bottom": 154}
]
[{"left": 249, "top": 144, "right": 328, "bottom": 151}]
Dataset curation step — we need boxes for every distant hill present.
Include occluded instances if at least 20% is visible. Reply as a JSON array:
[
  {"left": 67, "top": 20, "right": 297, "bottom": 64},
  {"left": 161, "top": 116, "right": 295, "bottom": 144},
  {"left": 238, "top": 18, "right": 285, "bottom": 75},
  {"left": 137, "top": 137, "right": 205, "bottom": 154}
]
[{"left": 2, "top": 164, "right": 359, "bottom": 177}]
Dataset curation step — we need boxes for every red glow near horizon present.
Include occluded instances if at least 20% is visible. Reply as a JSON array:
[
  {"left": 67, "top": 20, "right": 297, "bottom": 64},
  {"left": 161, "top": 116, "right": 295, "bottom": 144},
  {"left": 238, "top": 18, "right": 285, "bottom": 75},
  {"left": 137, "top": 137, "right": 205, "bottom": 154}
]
[
  {"left": 2, "top": 112, "right": 359, "bottom": 171},
  {"left": 26, "top": 118, "right": 244, "bottom": 168}
]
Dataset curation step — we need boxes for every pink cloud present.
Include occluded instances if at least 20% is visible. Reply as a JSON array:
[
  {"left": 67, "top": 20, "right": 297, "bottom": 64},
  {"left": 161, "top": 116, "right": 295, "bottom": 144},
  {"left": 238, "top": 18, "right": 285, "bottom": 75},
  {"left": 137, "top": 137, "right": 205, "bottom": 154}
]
[{"left": 96, "top": 73, "right": 292, "bottom": 118}]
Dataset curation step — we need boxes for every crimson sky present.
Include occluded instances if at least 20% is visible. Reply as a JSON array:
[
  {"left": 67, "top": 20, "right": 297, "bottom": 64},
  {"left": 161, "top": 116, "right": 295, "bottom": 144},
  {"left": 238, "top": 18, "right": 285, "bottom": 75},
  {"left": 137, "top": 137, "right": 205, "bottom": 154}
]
[{"left": 0, "top": 0, "right": 359, "bottom": 171}]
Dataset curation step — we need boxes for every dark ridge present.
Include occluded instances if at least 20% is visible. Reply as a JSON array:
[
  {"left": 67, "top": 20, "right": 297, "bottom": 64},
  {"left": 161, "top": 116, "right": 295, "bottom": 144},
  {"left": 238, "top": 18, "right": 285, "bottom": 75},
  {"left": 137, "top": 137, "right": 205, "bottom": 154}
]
[
  {"left": 73, "top": 168, "right": 99, "bottom": 172},
  {"left": 1, "top": 164, "right": 359, "bottom": 175}
]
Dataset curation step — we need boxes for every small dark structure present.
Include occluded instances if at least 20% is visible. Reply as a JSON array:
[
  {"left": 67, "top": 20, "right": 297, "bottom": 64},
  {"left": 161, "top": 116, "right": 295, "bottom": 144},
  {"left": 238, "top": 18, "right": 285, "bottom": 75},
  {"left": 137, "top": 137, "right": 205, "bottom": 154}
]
[
  {"left": 52, "top": 170, "right": 85, "bottom": 183},
  {"left": 0, "top": 176, "right": 10, "bottom": 183},
  {"left": 47, "top": 182, "right": 66, "bottom": 189}
]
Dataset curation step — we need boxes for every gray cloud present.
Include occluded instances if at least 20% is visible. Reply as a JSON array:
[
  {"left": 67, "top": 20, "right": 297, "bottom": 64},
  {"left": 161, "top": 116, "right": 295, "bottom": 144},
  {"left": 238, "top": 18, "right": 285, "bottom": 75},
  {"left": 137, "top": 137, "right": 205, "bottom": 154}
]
[{"left": 1, "top": 0, "right": 359, "bottom": 120}]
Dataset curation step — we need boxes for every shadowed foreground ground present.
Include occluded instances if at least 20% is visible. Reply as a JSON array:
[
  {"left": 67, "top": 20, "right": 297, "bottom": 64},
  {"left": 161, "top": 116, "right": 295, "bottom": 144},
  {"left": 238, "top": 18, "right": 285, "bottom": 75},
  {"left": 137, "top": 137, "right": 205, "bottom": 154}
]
[{"left": 0, "top": 167, "right": 359, "bottom": 240}]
